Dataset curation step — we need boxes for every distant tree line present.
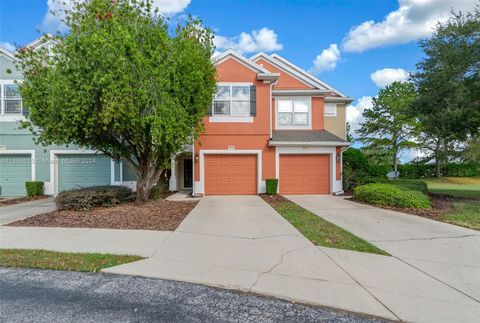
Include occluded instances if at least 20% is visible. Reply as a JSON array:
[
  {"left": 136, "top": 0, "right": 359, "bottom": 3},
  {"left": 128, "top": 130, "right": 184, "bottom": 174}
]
[{"left": 355, "top": 5, "right": 480, "bottom": 178}]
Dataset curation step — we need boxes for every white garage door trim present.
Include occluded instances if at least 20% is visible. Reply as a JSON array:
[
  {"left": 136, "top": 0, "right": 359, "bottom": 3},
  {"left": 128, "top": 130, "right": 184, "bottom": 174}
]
[
  {"left": 0, "top": 149, "right": 36, "bottom": 181},
  {"left": 275, "top": 146, "right": 341, "bottom": 194},
  {"left": 196, "top": 150, "right": 262, "bottom": 195},
  {"left": 50, "top": 150, "right": 118, "bottom": 195}
]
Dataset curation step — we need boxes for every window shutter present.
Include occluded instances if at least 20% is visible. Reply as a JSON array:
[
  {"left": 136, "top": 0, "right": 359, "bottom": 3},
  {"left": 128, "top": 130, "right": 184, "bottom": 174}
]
[
  {"left": 250, "top": 85, "right": 256, "bottom": 116},
  {"left": 206, "top": 103, "right": 212, "bottom": 116}
]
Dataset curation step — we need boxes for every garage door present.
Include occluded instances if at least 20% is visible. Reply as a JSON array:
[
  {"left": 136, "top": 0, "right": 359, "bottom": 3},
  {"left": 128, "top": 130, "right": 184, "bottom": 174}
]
[
  {"left": 204, "top": 154, "right": 257, "bottom": 195},
  {"left": 279, "top": 154, "right": 330, "bottom": 194},
  {"left": 0, "top": 154, "right": 32, "bottom": 196},
  {"left": 57, "top": 154, "right": 111, "bottom": 192}
]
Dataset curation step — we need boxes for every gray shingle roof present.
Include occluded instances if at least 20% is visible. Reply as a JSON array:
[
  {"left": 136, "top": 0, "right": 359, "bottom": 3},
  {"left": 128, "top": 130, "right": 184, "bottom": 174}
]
[{"left": 271, "top": 130, "right": 347, "bottom": 142}]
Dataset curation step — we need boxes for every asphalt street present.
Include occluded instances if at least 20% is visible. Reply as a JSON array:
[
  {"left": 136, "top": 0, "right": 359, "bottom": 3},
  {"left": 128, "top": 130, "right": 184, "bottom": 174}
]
[{"left": 0, "top": 267, "right": 387, "bottom": 323}]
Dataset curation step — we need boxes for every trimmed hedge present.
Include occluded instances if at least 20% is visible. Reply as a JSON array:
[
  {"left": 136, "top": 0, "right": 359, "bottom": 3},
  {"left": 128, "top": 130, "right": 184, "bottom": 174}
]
[
  {"left": 55, "top": 186, "right": 133, "bottom": 211},
  {"left": 25, "top": 181, "right": 44, "bottom": 197},
  {"left": 368, "top": 163, "right": 480, "bottom": 179},
  {"left": 353, "top": 183, "right": 432, "bottom": 209},
  {"left": 361, "top": 178, "right": 428, "bottom": 193},
  {"left": 266, "top": 179, "right": 278, "bottom": 195}
]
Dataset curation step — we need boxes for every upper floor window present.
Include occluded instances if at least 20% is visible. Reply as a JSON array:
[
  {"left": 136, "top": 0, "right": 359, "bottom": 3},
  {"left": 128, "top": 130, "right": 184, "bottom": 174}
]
[
  {"left": 277, "top": 98, "right": 310, "bottom": 128},
  {"left": 213, "top": 84, "right": 251, "bottom": 116},
  {"left": 1, "top": 83, "right": 24, "bottom": 115},
  {"left": 324, "top": 103, "right": 337, "bottom": 116}
]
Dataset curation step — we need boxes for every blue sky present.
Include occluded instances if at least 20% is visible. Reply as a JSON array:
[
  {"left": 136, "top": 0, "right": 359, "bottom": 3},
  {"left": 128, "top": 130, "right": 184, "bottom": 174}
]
[{"left": 0, "top": 0, "right": 477, "bottom": 158}]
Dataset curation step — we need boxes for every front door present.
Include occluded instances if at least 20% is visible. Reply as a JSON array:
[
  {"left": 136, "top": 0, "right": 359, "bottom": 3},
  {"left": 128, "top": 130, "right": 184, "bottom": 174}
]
[{"left": 183, "top": 159, "right": 193, "bottom": 188}]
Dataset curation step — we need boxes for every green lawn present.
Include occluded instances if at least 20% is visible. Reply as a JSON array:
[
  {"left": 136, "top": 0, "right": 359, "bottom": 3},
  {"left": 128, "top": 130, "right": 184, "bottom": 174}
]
[
  {"left": 272, "top": 200, "right": 389, "bottom": 255},
  {"left": 425, "top": 177, "right": 480, "bottom": 198},
  {"left": 441, "top": 201, "right": 480, "bottom": 230},
  {"left": 0, "top": 249, "right": 143, "bottom": 272}
]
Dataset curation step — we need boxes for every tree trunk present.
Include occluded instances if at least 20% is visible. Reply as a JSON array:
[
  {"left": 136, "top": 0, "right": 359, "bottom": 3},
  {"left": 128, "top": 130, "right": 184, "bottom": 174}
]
[
  {"left": 435, "top": 139, "right": 441, "bottom": 178},
  {"left": 135, "top": 157, "right": 163, "bottom": 202},
  {"left": 393, "top": 150, "right": 398, "bottom": 180}
]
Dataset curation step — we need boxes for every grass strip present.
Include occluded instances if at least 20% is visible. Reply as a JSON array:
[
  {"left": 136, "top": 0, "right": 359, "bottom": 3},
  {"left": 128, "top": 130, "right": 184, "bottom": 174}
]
[
  {"left": 441, "top": 201, "right": 480, "bottom": 230},
  {"left": 272, "top": 200, "right": 389, "bottom": 256},
  {"left": 0, "top": 249, "right": 143, "bottom": 272}
]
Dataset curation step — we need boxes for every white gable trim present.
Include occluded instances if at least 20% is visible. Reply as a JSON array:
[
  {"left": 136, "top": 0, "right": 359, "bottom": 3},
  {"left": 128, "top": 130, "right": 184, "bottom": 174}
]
[
  {"left": 270, "top": 53, "right": 348, "bottom": 98},
  {"left": 0, "top": 46, "right": 17, "bottom": 61},
  {"left": 214, "top": 49, "right": 270, "bottom": 74},
  {"left": 251, "top": 52, "right": 317, "bottom": 89}
]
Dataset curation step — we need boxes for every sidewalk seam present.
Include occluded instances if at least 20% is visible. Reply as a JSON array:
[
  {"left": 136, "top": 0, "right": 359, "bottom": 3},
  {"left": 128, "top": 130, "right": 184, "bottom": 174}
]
[{"left": 317, "top": 247, "right": 403, "bottom": 321}]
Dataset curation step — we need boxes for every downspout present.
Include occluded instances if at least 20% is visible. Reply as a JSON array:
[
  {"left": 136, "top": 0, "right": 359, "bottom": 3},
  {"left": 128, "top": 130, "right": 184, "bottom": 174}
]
[
  {"left": 269, "top": 80, "right": 278, "bottom": 139},
  {"left": 335, "top": 146, "right": 350, "bottom": 195}
]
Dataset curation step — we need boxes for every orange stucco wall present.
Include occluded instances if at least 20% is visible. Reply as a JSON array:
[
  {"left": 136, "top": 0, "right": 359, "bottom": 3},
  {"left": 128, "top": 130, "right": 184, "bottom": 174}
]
[
  {"left": 255, "top": 58, "right": 313, "bottom": 90},
  {"left": 312, "top": 97, "right": 325, "bottom": 130},
  {"left": 194, "top": 57, "right": 274, "bottom": 181}
]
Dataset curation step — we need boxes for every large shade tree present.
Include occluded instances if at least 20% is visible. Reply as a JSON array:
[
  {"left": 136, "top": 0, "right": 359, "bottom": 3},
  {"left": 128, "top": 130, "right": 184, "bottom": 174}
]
[
  {"left": 17, "top": 0, "right": 217, "bottom": 201},
  {"left": 358, "top": 81, "right": 418, "bottom": 177},
  {"left": 410, "top": 6, "right": 480, "bottom": 177}
]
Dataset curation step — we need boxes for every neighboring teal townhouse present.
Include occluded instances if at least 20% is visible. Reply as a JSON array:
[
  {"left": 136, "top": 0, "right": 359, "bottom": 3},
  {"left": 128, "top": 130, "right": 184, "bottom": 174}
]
[{"left": 0, "top": 36, "right": 136, "bottom": 197}]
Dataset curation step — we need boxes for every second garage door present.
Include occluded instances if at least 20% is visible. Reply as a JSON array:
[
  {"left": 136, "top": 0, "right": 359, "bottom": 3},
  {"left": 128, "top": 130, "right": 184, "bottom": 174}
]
[
  {"left": 57, "top": 154, "right": 112, "bottom": 192},
  {"left": 204, "top": 154, "right": 257, "bottom": 195},
  {"left": 279, "top": 154, "right": 330, "bottom": 194}
]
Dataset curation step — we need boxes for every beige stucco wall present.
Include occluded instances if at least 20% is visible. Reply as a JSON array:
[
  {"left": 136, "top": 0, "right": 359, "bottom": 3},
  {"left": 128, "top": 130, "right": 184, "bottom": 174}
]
[{"left": 324, "top": 103, "right": 346, "bottom": 140}]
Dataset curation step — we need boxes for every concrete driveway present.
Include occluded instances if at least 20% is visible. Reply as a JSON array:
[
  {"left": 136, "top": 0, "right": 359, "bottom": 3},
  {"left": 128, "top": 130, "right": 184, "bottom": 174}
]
[
  {"left": 0, "top": 198, "right": 56, "bottom": 225},
  {"left": 104, "top": 196, "right": 397, "bottom": 320},
  {"left": 288, "top": 195, "right": 480, "bottom": 320}
]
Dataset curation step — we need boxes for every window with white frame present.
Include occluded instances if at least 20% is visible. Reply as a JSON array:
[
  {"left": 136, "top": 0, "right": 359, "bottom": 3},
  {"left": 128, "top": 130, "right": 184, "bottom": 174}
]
[
  {"left": 277, "top": 98, "right": 310, "bottom": 127},
  {"left": 324, "top": 103, "right": 337, "bottom": 116},
  {"left": 1, "top": 83, "right": 24, "bottom": 115},
  {"left": 212, "top": 84, "right": 250, "bottom": 116}
]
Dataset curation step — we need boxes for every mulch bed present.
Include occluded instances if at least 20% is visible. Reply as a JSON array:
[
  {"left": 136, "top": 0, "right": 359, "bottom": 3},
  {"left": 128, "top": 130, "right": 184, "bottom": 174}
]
[
  {"left": 7, "top": 199, "right": 198, "bottom": 231},
  {"left": 0, "top": 195, "right": 50, "bottom": 207},
  {"left": 260, "top": 194, "right": 290, "bottom": 208}
]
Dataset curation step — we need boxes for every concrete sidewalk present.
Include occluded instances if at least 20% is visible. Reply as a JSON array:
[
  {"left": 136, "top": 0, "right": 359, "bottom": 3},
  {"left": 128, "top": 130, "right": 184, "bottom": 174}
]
[
  {"left": 288, "top": 195, "right": 480, "bottom": 322},
  {"left": 0, "top": 226, "right": 171, "bottom": 257},
  {"left": 104, "top": 196, "right": 398, "bottom": 320},
  {"left": 0, "top": 198, "right": 57, "bottom": 225},
  {"left": 3, "top": 195, "right": 479, "bottom": 322}
]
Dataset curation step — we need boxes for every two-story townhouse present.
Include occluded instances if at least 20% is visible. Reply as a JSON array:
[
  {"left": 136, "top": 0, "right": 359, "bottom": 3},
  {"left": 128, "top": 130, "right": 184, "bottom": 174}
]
[
  {"left": 0, "top": 37, "right": 137, "bottom": 197},
  {"left": 169, "top": 50, "right": 352, "bottom": 196},
  {"left": 1, "top": 36, "right": 351, "bottom": 197}
]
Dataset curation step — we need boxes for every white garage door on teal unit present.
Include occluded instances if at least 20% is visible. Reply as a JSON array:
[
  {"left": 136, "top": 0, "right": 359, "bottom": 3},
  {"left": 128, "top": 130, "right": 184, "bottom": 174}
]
[
  {"left": 0, "top": 154, "right": 32, "bottom": 196},
  {"left": 57, "top": 154, "right": 111, "bottom": 192}
]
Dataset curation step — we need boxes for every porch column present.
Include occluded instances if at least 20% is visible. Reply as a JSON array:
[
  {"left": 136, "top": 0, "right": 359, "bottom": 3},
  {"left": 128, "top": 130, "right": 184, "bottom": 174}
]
[{"left": 169, "top": 158, "right": 177, "bottom": 191}]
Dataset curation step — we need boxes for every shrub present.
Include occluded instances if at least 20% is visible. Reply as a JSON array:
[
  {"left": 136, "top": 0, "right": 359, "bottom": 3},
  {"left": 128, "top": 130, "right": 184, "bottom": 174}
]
[
  {"left": 360, "top": 178, "right": 428, "bottom": 193},
  {"left": 25, "top": 181, "right": 44, "bottom": 197},
  {"left": 55, "top": 186, "right": 133, "bottom": 211},
  {"left": 342, "top": 148, "right": 371, "bottom": 191},
  {"left": 353, "top": 183, "right": 432, "bottom": 209},
  {"left": 266, "top": 179, "right": 278, "bottom": 195},
  {"left": 149, "top": 185, "right": 164, "bottom": 200},
  {"left": 367, "top": 163, "right": 480, "bottom": 179}
]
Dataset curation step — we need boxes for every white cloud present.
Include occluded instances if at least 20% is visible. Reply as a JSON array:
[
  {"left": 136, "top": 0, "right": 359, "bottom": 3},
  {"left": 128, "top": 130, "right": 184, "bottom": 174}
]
[
  {"left": 347, "top": 96, "right": 374, "bottom": 136},
  {"left": 343, "top": 0, "right": 478, "bottom": 52},
  {"left": 42, "top": 0, "right": 191, "bottom": 32},
  {"left": 370, "top": 68, "right": 409, "bottom": 87},
  {"left": 214, "top": 28, "right": 283, "bottom": 54},
  {"left": 0, "top": 41, "right": 15, "bottom": 52},
  {"left": 310, "top": 44, "right": 341, "bottom": 74}
]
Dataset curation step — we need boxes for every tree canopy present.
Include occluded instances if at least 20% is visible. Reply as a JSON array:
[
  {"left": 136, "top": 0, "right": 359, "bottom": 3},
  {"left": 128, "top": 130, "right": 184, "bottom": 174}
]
[
  {"left": 358, "top": 81, "right": 418, "bottom": 177},
  {"left": 17, "top": 0, "right": 217, "bottom": 201},
  {"left": 410, "top": 6, "right": 480, "bottom": 176}
]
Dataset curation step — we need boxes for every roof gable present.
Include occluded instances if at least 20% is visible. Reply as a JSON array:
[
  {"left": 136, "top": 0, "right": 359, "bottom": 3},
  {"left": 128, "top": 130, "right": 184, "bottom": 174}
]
[
  {"left": 270, "top": 53, "right": 347, "bottom": 97},
  {"left": 214, "top": 49, "right": 269, "bottom": 74},
  {"left": 251, "top": 52, "right": 318, "bottom": 90}
]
